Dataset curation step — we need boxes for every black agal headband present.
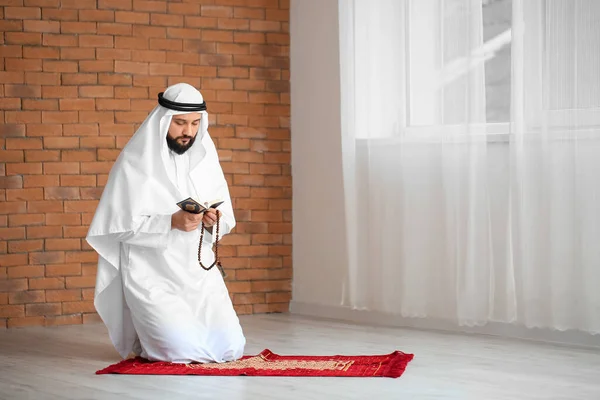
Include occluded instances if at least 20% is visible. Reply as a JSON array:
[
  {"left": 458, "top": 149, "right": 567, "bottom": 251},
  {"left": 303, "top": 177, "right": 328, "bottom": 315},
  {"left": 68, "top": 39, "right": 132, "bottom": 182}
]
[{"left": 158, "top": 92, "right": 207, "bottom": 112}]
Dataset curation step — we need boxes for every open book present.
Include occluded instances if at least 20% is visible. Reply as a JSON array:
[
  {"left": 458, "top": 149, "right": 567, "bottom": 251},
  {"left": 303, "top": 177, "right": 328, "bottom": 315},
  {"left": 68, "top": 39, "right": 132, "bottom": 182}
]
[{"left": 176, "top": 197, "right": 224, "bottom": 214}]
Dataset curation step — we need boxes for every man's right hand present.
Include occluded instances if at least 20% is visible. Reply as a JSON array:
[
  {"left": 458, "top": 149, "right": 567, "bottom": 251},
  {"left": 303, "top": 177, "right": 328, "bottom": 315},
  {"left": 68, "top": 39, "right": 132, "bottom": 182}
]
[{"left": 171, "top": 209, "right": 203, "bottom": 232}]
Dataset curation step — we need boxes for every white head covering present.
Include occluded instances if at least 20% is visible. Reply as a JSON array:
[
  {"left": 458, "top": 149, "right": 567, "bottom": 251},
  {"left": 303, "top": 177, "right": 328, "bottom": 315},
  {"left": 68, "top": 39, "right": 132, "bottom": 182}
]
[{"left": 86, "top": 83, "right": 235, "bottom": 357}]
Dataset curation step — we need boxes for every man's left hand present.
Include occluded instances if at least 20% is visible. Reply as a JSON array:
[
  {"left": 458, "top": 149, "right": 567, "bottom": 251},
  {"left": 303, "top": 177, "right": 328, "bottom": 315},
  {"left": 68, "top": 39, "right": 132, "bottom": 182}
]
[{"left": 202, "top": 208, "right": 220, "bottom": 228}]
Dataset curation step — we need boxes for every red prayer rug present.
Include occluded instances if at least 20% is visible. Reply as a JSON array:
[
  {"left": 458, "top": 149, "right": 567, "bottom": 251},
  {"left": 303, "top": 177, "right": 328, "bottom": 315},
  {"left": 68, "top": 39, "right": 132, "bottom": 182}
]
[{"left": 96, "top": 349, "right": 414, "bottom": 378}]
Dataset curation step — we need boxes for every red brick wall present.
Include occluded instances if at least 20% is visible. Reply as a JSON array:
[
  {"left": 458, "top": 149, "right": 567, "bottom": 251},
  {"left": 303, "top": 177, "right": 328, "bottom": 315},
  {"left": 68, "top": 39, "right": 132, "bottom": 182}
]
[{"left": 0, "top": 0, "right": 291, "bottom": 328}]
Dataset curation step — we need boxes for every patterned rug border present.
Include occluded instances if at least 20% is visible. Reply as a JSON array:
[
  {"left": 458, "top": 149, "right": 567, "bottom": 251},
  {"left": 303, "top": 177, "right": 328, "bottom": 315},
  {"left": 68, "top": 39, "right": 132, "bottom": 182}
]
[{"left": 96, "top": 349, "right": 414, "bottom": 378}]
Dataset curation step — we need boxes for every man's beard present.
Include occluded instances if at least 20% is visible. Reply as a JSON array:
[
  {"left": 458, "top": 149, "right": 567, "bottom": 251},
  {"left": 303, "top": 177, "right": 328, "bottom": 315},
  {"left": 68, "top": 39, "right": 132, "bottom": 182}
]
[{"left": 166, "top": 134, "right": 196, "bottom": 155}]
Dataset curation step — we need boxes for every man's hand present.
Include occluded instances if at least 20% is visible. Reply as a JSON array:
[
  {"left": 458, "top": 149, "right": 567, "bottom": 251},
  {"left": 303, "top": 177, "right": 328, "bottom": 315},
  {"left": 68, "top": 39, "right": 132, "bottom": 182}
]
[
  {"left": 202, "top": 208, "right": 221, "bottom": 228},
  {"left": 171, "top": 209, "right": 203, "bottom": 232}
]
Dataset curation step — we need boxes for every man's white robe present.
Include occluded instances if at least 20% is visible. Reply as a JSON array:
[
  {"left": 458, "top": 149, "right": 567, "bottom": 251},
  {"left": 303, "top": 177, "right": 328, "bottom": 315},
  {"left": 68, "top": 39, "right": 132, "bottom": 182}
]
[{"left": 86, "top": 83, "right": 245, "bottom": 363}]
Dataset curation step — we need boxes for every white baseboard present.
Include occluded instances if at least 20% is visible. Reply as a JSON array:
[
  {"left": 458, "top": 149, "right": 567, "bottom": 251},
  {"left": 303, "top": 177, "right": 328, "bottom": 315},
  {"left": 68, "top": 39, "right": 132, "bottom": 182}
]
[{"left": 289, "top": 300, "right": 600, "bottom": 349}]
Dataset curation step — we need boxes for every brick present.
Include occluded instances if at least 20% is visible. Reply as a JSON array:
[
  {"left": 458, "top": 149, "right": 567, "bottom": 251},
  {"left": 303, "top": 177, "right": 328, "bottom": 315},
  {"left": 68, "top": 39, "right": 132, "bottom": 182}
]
[
  {"left": 62, "top": 201, "right": 96, "bottom": 214},
  {"left": 7, "top": 240, "right": 44, "bottom": 253},
  {"left": 46, "top": 263, "right": 81, "bottom": 276},
  {"left": 78, "top": 86, "right": 114, "bottom": 98},
  {"left": 42, "top": 85, "right": 77, "bottom": 98},
  {"left": 233, "top": 293, "right": 265, "bottom": 305},
  {"left": 7, "top": 316, "right": 45, "bottom": 327},
  {"left": 0, "top": 124, "right": 26, "bottom": 137},
  {"left": 150, "top": 13, "right": 183, "bottom": 27},
  {"left": 63, "top": 124, "right": 98, "bottom": 137},
  {"left": 266, "top": 9, "right": 288, "bottom": 21},
  {"left": 62, "top": 300, "right": 95, "bottom": 314},
  {"left": 167, "top": 2, "right": 199, "bottom": 15},
  {"left": 46, "top": 289, "right": 81, "bottom": 302},
  {"left": 0, "top": 201, "right": 27, "bottom": 215},
  {"left": 133, "top": 0, "right": 166, "bottom": 13},
  {"left": 45, "top": 238, "right": 80, "bottom": 251},
  {"left": 183, "top": 39, "right": 216, "bottom": 54},
  {"left": 42, "top": 8, "right": 78, "bottom": 21},
  {"left": 0, "top": 253, "right": 28, "bottom": 268},
  {"left": 80, "top": 136, "right": 115, "bottom": 148},
  {"left": 4, "top": 6, "right": 41, "bottom": 19},
  {"left": 6, "top": 32, "right": 42, "bottom": 46},
  {"left": 79, "top": 111, "right": 115, "bottom": 124},
  {"left": 5, "top": 59, "right": 42, "bottom": 73},
  {"left": 0, "top": 278, "right": 28, "bottom": 291},
  {"left": 26, "top": 225, "right": 62, "bottom": 239},
  {"left": 29, "top": 277, "right": 64, "bottom": 290},
  {"left": 201, "top": 5, "right": 232, "bottom": 17},
  {"left": 63, "top": 225, "right": 89, "bottom": 237},
  {"left": 148, "top": 62, "right": 182, "bottom": 76},
  {"left": 65, "top": 251, "right": 97, "bottom": 263},
  {"left": 42, "top": 33, "right": 77, "bottom": 47},
  {"left": 65, "top": 276, "right": 95, "bottom": 288},
  {"left": 202, "top": 30, "right": 233, "bottom": 43},
  {"left": 26, "top": 303, "right": 61, "bottom": 316},
  {"left": 234, "top": 32, "right": 265, "bottom": 44},
  {"left": 79, "top": 60, "right": 113, "bottom": 72},
  {"left": 115, "top": 11, "right": 149, "bottom": 24},
  {"left": 0, "top": 176, "right": 23, "bottom": 189},
  {"left": 60, "top": 47, "right": 95, "bottom": 60},
  {"left": 28, "top": 251, "right": 64, "bottom": 264},
  {"left": 98, "top": 124, "right": 133, "bottom": 136},
  {"left": 43, "top": 60, "right": 78, "bottom": 73},
  {"left": 44, "top": 187, "right": 79, "bottom": 199},
  {"left": 98, "top": 22, "right": 132, "bottom": 36},
  {"left": 0, "top": 71, "right": 25, "bottom": 85},
  {"left": 149, "top": 38, "right": 182, "bottom": 51},
  {"left": 0, "top": 305, "right": 25, "bottom": 318},
  {"left": 27, "top": 200, "right": 62, "bottom": 213},
  {"left": 267, "top": 32, "right": 289, "bottom": 45},
  {"left": 46, "top": 213, "right": 81, "bottom": 226},
  {"left": 8, "top": 213, "right": 43, "bottom": 226},
  {"left": 6, "top": 138, "right": 43, "bottom": 150},
  {"left": 78, "top": 9, "right": 115, "bottom": 22},
  {"left": 233, "top": 7, "right": 265, "bottom": 19},
  {"left": 60, "top": 175, "right": 96, "bottom": 187},
  {"left": 218, "top": 18, "right": 249, "bottom": 31},
  {"left": 115, "top": 36, "right": 149, "bottom": 50},
  {"left": 165, "top": 27, "right": 199, "bottom": 40},
  {"left": 8, "top": 289, "right": 45, "bottom": 304},
  {"left": 6, "top": 188, "right": 43, "bottom": 201},
  {"left": 99, "top": 0, "right": 132, "bottom": 10},
  {"left": 96, "top": 48, "right": 131, "bottom": 61},
  {"left": 0, "top": 227, "right": 25, "bottom": 239},
  {"left": 60, "top": 150, "right": 94, "bottom": 162},
  {"left": 24, "top": 20, "right": 60, "bottom": 33},
  {"left": 43, "top": 137, "right": 79, "bottom": 149},
  {"left": 59, "top": 99, "right": 95, "bottom": 111},
  {"left": 184, "top": 16, "right": 217, "bottom": 29},
  {"left": 99, "top": 73, "right": 132, "bottom": 86},
  {"left": 6, "top": 111, "right": 42, "bottom": 124},
  {"left": 79, "top": 35, "right": 114, "bottom": 48},
  {"left": 22, "top": 99, "right": 58, "bottom": 111}
]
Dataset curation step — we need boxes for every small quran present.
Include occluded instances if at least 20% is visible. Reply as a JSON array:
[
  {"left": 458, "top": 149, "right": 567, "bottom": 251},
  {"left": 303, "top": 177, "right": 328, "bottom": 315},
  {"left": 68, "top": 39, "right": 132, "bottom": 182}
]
[
  {"left": 176, "top": 197, "right": 224, "bottom": 214},
  {"left": 175, "top": 197, "right": 227, "bottom": 278}
]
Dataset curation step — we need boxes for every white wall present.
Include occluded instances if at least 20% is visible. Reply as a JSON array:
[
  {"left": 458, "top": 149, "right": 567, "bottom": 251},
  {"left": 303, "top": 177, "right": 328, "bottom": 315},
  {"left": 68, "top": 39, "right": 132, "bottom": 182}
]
[{"left": 290, "top": 0, "right": 348, "bottom": 307}]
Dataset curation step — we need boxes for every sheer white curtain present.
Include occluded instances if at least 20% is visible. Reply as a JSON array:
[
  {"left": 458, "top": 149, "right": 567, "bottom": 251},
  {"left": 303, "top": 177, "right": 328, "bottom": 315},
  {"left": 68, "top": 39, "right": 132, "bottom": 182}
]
[
  {"left": 509, "top": 0, "right": 600, "bottom": 332},
  {"left": 339, "top": 0, "right": 600, "bottom": 334}
]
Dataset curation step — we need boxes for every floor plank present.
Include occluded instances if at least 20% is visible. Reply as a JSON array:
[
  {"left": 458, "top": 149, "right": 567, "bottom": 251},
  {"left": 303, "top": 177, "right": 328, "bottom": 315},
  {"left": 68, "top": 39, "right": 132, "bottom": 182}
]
[{"left": 1, "top": 313, "right": 599, "bottom": 399}]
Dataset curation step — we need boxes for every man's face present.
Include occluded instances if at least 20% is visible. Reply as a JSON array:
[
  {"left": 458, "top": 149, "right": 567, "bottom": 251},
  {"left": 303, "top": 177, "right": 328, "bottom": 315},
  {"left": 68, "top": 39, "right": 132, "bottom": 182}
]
[{"left": 166, "top": 112, "right": 202, "bottom": 154}]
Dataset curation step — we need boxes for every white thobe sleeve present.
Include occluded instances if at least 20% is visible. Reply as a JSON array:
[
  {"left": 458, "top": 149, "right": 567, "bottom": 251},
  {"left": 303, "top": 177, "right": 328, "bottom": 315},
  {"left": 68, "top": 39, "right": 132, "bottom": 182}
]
[{"left": 112, "top": 214, "right": 172, "bottom": 249}]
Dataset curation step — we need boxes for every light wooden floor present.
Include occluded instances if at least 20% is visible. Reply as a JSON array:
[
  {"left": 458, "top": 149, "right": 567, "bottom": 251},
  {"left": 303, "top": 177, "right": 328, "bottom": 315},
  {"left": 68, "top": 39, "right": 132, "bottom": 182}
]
[{"left": 1, "top": 313, "right": 599, "bottom": 400}]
